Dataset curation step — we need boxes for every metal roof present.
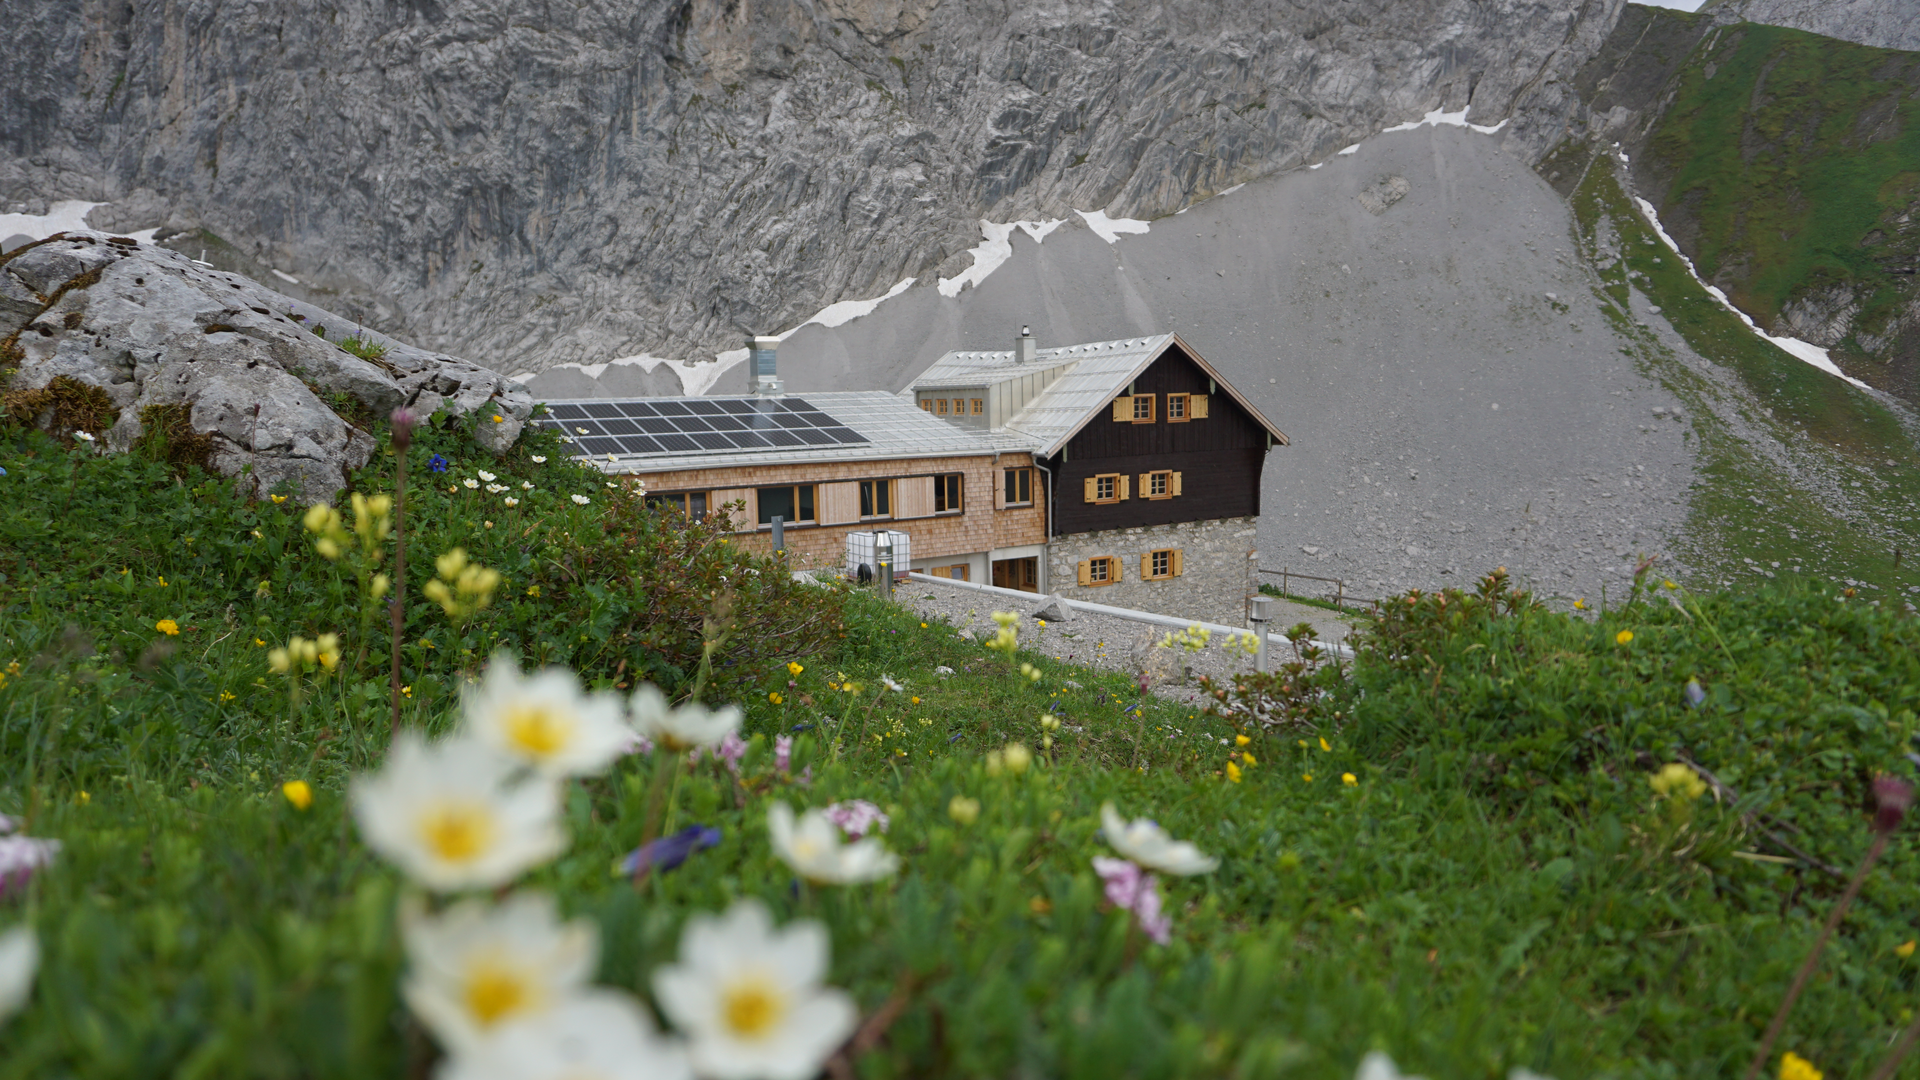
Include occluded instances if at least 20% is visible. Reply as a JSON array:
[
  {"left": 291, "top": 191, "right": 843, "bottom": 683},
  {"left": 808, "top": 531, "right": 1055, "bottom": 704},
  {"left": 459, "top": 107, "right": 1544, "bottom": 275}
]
[
  {"left": 910, "top": 333, "right": 1289, "bottom": 456},
  {"left": 534, "top": 391, "right": 1027, "bottom": 475}
]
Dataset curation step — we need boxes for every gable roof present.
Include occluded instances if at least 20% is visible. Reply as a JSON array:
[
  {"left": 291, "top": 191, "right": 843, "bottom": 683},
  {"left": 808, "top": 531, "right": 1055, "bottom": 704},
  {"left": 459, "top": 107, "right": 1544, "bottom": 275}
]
[{"left": 911, "top": 333, "right": 1289, "bottom": 456}]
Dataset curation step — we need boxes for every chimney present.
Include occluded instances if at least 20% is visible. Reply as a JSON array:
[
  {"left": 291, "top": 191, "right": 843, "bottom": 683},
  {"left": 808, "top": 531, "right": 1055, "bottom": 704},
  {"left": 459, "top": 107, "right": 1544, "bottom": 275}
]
[
  {"left": 748, "top": 335, "right": 783, "bottom": 395},
  {"left": 1016, "top": 324, "right": 1037, "bottom": 364}
]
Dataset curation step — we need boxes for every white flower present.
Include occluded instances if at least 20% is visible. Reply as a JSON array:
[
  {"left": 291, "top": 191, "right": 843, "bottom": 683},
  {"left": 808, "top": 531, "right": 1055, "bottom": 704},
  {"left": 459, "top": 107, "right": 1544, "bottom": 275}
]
[
  {"left": 878, "top": 674, "right": 904, "bottom": 693},
  {"left": 605, "top": 481, "right": 618, "bottom": 488},
  {"left": 530, "top": 456, "right": 547, "bottom": 464},
  {"left": 606, "top": 454, "right": 617, "bottom": 463},
  {"left": 521, "top": 481, "right": 534, "bottom": 490},
  {"left": 1100, "top": 802, "right": 1218, "bottom": 876},
  {"left": 486, "top": 484, "right": 507, "bottom": 494},
  {"left": 628, "top": 685, "right": 742, "bottom": 752},
  {"left": 0, "top": 926, "right": 37, "bottom": 1023},
  {"left": 438, "top": 990, "right": 693, "bottom": 1080},
  {"left": 464, "top": 478, "right": 480, "bottom": 490},
  {"left": 477, "top": 470, "right": 497, "bottom": 482},
  {"left": 1356, "top": 1052, "right": 1426, "bottom": 1080},
  {"left": 351, "top": 734, "right": 567, "bottom": 891},
  {"left": 652, "top": 899, "right": 857, "bottom": 1080},
  {"left": 768, "top": 802, "right": 899, "bottom": 885},
  {"left": 461, "top": 655, "right": 634, "bottom": 779},
  {"left": 403, "top": 891, "right": 600, "bottom": 1053},
  {"left": 504, "top": 497, "right": 520, "bottom": 507},
  {"left": 571, "top": 494, "right": 590, "bottom": 506},
  {"left": 73, "top": 430, "right": 95, "bottom": 442}
]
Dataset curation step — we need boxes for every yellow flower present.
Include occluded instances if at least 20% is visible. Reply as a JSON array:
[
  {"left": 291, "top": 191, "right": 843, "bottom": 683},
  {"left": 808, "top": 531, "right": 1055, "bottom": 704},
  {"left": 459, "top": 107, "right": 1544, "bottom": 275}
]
[
  {"left": 1225, "top": 761, "right": 1243, "bottom": 783},
  {"left": 1297, "top": 740, "right": 1308, "bottom": 748},
  {"left": 1342, "top": 773, "right": 1358, "bottom": 786},
  {"left": 1235, "top": 734, "right": 1250, "bottom": 747},
  {"left": 787, "top": 661, "right": 804, "bottom": 677},
  {"left": 155, "top": 618, "right": 180, "bottom": 636},
  {"left": 1319, "top": 736, "right": 1331, "bottom": 752},
  {"left": 910, "top": 696, "right": 920, "bottom": 705},
  {"left": 77, "top": 791, "right": 90, "bottom": 805},
  {"left": 948, "top": 795, "right": 981, "bottom": 825},
  {"left": 1615, "top": 629, "right": 1634, "bottom": 646},
  {"left": 268, "top": 647, "right": 291, "bottom": 673},
  {"left": 157, "top": 576, "right": 168, "bottom": 587},
  {"left": 1242, "top": 752, "right": 1257, "bottom": 766},
  {"left": 491, "top": 414, "right": 504, "bottom": 423},
  {"left": 1303, "top": 773, "right": 1313, "bottom": 782},
  {"left": 769, "top": 692, "right": 783, "bottom": 705},
  {"left": 1650, "top": 763, "right": 1707, "bottom": 801},
  {"left": 283, "top": 781, "right": 314, "bottom": 811},
  {"left": 1664, "top": 579, "right": 1678, "bottom": 590},
  {"left": 254, "top": 637, "right": 266, "bottom": 647},
  {"left": 1779, "top": 1052, "right": 1823, "bottom": 1080},
  {"left": 1898, "top": 940, "right": 1916, "bottom": 958},
  {"left": 271, "top": 494, "right": 288, "bottom": 504},
  {"left": 402, "top": 685, "right": 413, "bottom": 698},
  {"left": 920, "top": 622, "right": 927, "bottom": 629},
  {"left": 219, "top": 691, "right": 236, "bottom": 702},
  {"left": 526, "top": 585, "right": 540, "bottom": 598},
  {"left": 1573, "top": 598, "right": 1587, "bottom": 610}
]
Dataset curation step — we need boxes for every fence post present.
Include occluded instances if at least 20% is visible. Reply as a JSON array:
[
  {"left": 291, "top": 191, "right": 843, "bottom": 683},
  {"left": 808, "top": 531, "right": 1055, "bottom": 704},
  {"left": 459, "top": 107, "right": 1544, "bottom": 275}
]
[{"left": 1281, "top": 568, "right": 1288, "bottom": 597}]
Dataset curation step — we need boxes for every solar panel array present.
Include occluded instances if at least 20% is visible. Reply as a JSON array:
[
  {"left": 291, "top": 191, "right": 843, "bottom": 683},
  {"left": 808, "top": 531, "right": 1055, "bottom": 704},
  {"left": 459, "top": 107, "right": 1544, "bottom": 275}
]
[{"left": 532, "top": 397, "right": 870, "bottom": 458}]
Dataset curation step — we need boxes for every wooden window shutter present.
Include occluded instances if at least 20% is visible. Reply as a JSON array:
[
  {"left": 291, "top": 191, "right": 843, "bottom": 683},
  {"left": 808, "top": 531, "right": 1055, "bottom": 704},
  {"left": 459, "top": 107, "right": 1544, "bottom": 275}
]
[
  {"left": 1172, "top": 472, "right": 1183, "bottom": 496},
  {"left": 1083, "top": 476, "right": 1096, "bottom": 502},
  {"left": 1077, "top": 559, "right": 1092, "bottom": 586},
  {"left": 1111, "top": 396, "right": 1131, "bottom": 422},
  {"left": 994, "top": 472, "right": 1007, "bottom": 510},
  {"left": 820, "top": 481, "right": 861, "bottom": 525},
  {"left": 1140, "top": 552, "right": 1151, "bottom": 579},
  {"left": 896, "top": 476, "right": 936, "bottom": 519},
  {"left": 1189, "top": 394, "right": 1209, "bottom": 419},
  {"left": 1119, "top": 474, "right": 1131, "bottom": 500},
  {"left": 1138, "top": 473, "right": 1150, "bottom": 498},
  {"left": 1172, "top": 549, "right": 1183, "bottom": 576}
]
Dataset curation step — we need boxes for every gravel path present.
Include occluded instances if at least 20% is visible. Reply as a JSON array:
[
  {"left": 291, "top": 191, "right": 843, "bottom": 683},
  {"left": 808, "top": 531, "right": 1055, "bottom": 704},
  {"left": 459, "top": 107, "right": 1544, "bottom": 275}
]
[{"left": 896, "top": 579, "right": 1358, "bottom": 706}]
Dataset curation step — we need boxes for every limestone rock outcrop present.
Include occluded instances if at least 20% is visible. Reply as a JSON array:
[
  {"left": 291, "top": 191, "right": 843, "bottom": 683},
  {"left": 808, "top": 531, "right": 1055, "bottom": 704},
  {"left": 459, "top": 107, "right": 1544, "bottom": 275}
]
[
  {"left": 2, "top": 232, "right": 531, "bottom": 497},
  {"left": 0, "top": 0, "right": 1626, "bottom": 375}
]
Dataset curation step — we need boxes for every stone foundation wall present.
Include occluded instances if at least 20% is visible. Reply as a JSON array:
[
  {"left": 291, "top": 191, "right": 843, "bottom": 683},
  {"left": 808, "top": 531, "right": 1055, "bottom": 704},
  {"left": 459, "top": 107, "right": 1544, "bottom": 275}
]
[{"left": 1046, "top": 517, "right": 1258, "bottom": 627}]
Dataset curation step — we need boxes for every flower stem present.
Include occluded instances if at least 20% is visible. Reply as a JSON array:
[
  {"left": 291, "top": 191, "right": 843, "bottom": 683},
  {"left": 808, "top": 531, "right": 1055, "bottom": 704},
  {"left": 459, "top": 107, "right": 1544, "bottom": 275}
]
[
  {"left": 1742, "top": 831, "right": 1890, "bottom": 1080},
  {"left": 1869, "top": 1011, "right": 1920, "bottom": 1080},
  {"left": 389, "top": 449, "right": 408, "bottom": 739}
]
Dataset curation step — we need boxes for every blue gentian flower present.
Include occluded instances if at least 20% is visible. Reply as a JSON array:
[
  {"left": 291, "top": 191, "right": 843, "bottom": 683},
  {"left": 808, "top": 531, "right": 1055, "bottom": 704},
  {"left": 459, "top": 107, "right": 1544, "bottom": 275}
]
[
  {"left": 1685, "top": 678, "right": 1706, "bottom": 708},
  {"left": 0, "top": 466, "right": 8, "bottom": 476},
  {"left": 617, "top": 825, "right": 721, "bottom": 879},
  {"left": 428, "top": 454, "right": 448, "bottom": 473}
]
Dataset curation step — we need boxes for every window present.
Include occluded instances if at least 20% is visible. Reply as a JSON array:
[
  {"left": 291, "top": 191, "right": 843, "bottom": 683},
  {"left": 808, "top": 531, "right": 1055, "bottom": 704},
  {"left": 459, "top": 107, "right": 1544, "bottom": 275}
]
[
  {"left": 1140, "top": 470, "right": 1181, "bottom": 500},
  {"left": 971, "top": 399, "right": 984, "bottom": 416},
  {"left": 1131, "top": 394, "right": 1156, "bottom": 422},
  {"left": 934, "top": 473, "right": 963, "bottom": 513},
  {"left": 1003, "top": 467, "right": 1033, "bottom": 506},
  {"left": 646, "top": 492, "right": 709, "bottom": 520},
  {"left": 1078, "top": 556, "right": 1120, "bottom": 586},
  {"left": 756, "top": 484, "right": 815, "bottom": 526},
  {"left": 936, "top": 398, "right": 950, "bottom": 415},
  {"left": 1083, "top": 473, "right": 1128, "bottom": 504},
  {"left": 1142, "top": 548, "right": 1183, "bottom": 581},
  {"left": 1167, "top": 393, "right": 1189, "bottom": 421},
  {"left": 859, "top": 479, "right": 891, "bottom": 518}
]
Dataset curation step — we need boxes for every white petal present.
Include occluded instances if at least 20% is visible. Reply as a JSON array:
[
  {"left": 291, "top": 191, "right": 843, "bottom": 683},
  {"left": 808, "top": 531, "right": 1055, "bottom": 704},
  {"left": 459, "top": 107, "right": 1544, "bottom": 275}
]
[{"left": 0, "top": 926, "right": 38, "bottom": 1021}]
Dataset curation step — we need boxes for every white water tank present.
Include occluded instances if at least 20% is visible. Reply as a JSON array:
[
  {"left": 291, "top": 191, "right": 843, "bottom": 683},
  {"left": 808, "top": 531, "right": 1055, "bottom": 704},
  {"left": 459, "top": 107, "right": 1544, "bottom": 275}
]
[{"left": 846, "top": 529, "right": 911, "bottom": 581}]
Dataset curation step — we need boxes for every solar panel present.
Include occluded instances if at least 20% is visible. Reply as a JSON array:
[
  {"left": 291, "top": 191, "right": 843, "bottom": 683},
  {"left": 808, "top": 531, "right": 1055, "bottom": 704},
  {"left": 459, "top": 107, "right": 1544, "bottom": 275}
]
[{"left": 535, "top": 397, "right": 869, "bottom": 459}]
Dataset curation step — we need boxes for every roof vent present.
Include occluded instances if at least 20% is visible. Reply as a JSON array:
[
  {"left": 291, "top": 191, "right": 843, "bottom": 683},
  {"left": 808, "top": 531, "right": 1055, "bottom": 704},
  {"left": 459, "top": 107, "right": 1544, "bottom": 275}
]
[
  {"left": 748, "top": 335, "right": 783, "bottom": 396},
  {"left": 1016, "top": 325, "right": 1037, "bottom": 365}
]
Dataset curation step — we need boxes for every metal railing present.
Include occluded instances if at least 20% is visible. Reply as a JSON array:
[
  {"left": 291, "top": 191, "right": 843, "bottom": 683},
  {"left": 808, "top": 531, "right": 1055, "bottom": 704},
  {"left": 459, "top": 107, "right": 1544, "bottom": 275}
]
[{"left": 1258, "top": 568, "right": 1366, "bottom": 611}]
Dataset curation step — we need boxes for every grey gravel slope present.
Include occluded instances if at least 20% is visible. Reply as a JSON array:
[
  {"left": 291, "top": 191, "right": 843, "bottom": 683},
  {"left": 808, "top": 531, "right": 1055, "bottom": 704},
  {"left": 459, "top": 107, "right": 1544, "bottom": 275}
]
[
  {"left": 771, "top": 125, "right": 1701, "bottom": 604},
  {"left": 0, "top": 0, "right": 1623, "bottom": 373}
]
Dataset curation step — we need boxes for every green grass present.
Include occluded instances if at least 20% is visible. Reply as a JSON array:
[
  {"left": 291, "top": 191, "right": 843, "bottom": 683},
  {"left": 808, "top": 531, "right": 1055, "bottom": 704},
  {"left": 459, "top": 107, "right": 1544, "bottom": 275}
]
[
  {"left": 1556, "top": 149, "right": 1920, "bottom": 595},
  {"left": 2, "top": 418, "right": 1918, "bottom": 1078},
  {"left": 1645, "top": 20, "right": 1920, "bottom": 389}
]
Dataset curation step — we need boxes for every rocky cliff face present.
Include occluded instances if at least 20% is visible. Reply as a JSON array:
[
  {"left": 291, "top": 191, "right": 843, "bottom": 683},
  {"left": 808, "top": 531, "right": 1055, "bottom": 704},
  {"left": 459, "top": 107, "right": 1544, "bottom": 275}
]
[
  {"left": 1706, "top": 0, "right": 1920, "bottom": 51},
  {"left": 0, "top": 0, "right": 1624, "bottom": 376}
]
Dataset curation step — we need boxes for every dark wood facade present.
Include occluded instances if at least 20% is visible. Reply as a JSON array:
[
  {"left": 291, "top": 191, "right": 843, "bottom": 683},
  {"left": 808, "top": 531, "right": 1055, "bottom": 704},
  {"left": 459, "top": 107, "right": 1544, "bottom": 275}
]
[{"left": 1044, "top": 342, "right": 1272, "bottom": 537}]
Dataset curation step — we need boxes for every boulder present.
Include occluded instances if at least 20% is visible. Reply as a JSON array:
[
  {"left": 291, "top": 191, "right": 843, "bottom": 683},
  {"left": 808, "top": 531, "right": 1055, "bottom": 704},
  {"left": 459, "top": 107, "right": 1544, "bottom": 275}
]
[
  {"left": 2, "top": 231, "right": 531, "bottom": 498},
  {"left": 1031, "top": 594, "right": 1075, "bottom": 623}
]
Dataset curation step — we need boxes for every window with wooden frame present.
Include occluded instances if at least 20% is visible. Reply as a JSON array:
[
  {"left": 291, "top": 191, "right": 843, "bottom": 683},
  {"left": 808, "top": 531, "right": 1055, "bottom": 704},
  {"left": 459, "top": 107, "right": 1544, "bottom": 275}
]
[
  {"left": 935, "top": 398, "right": 950, "bottom": 415},
  {"left": 933, "top": 473, "right": 963, "bottom": 513},
  {"left": 859, "top": 479, "right": 892, "bottom": 518},
  {"left": 951, "top": 399, "right": 966, "bottom": 415},
  {"left": 1130, "top": 393, "right": 1156, "bottom": 422},
  {"left": 1082, "top": 472, "right": 1129, "bottom": 504},
  {"left": 1166, "top": 393, "right": 1190, "bottom": 421},
  {"left": 1141, "top": 548, "right": 1183, "bottom": 581},
  {"left": 919, "top": 398, "right": 932, "bottom": 412},
  {"left": 756, "top": 484, "right": 816, "bottom": 526},
  {"left": 1078, "top": 556, "right": 1120, "bottom": 586},
  {"left": 1139, "top": 470, "right": 1182, "bottom": 500},
  {"left": 970, "top": 399, "right": 984, "bottom": 416},
  {"left": 1003, "top": 467, "right": 1033, "bottom": 506},
  {"left": 646, "top": 492, "right": 710, "bottom": 521}
]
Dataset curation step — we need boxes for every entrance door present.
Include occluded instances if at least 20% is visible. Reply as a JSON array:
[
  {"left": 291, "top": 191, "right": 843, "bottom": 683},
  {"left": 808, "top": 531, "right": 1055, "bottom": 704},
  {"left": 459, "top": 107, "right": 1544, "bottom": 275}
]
[{"left": 992, "top": 557, "right": 1040, "bottom": 593}]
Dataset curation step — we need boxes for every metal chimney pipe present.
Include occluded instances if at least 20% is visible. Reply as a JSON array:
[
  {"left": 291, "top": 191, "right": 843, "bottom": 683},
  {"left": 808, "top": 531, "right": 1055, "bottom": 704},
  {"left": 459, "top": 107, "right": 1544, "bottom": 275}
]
[
  {"left": 771, "top": 515, "right": 784, "bottom": 556},
  {"left": 1248, "top": 594, "right": 1274, "bottom": 674},
  {"left": 1016, "top": 325, "right": 1037, "bottom": 364}
]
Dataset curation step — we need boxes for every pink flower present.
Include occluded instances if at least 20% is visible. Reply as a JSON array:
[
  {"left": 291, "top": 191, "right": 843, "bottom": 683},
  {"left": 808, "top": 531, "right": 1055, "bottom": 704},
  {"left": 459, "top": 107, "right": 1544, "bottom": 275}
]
[
  {"left": 774, "top": 735, "right": 793, "bottom": 774},
  {"left": 1092, "top": 856, "right": 1171, "bottom": 945},
  {"left": 824, "top": 800, "right": 889, "bottom": 839},
  {"left": 621, "top": 731, "right": 655, "bottom": 757},
  {"left": 689, "top": 731, "right": 749, "bottom": 775},
  {"left": 0, "top": 834, "right": 60, "bottom": 898}
]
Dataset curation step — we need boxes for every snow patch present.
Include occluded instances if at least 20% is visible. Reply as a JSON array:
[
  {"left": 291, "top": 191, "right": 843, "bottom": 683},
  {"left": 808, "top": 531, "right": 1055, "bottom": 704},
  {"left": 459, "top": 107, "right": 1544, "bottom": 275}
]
[
  {"left": 0, "top": 200, "right": 102, "bottom": 241},
  {"left": 1075, "top": 209, "right": 1152, "bottom": 244},
  {"left": 1337, "top": 144, "right": 1361, "bottom": 156},
  {"left": 1632, "top": 196, "right": 1873, "bottom": 390},
  {"left": 779, "top": 277, "right": 915, "bottom": 337},
  {"left": 1380, "top": 107, "right": 1509, "bottom": 136},
  {"left": 270, "top": 269, "right": 301, "bottom": 285},
  {"left": 937, "top": 218, "right": 1066, "bottom": 297}
]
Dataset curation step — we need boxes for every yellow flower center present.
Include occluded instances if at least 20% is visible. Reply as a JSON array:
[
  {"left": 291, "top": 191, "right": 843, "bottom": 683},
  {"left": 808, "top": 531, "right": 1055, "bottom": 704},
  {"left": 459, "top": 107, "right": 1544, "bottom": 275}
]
[
  {"left": 419, "top": 802, "right": 496, "bottom": 863},
  {"left": 502, "top": 702, "right": 572, "bottom": 757},
  {"left": 463, "top": 962, "right": 533, "bottom": 1027},
  {"left": 720, "top": 976, "right": 787, "bottom": 1040}
]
